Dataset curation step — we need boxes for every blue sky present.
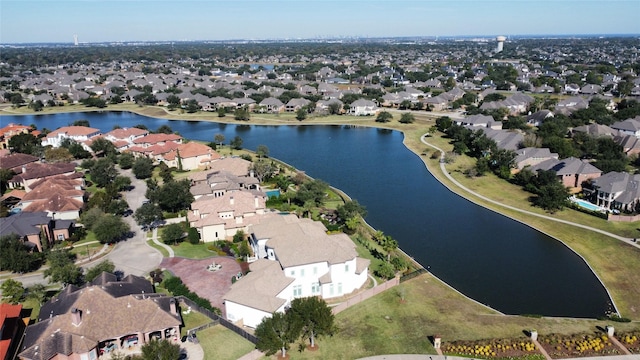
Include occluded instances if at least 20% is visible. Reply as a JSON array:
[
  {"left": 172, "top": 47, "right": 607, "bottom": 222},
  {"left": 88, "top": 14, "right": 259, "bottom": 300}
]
[{"left": 1, "top": 0, "right": 638, "bottom": 44}]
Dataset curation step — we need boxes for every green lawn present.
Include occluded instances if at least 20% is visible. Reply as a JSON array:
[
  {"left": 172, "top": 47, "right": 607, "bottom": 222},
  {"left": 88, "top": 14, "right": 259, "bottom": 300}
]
[
  {"left": 198, "top": 325, "right": 256, "bottom": 360},
  {"left": 146, "top": 239, "right": 170, "bottom": 257},
  {"left": 171, "top": 241, "right": 216, "bottom": 259},
  {"left": 180, "top": 309, "right": 213, "bottom": 337}
]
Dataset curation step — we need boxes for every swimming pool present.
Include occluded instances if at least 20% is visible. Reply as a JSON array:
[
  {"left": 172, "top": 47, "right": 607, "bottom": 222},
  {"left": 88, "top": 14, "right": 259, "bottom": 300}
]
[
  {"left": 571, "top": 197, "right": 606, "bottom": 212},
  {"left": 265, "top": 189, "right": 280, "bottom": 198}
]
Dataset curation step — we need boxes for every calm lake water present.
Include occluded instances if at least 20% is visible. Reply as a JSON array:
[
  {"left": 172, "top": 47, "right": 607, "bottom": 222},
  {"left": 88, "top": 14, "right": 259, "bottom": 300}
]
[{"left": 0, "top": 111, "right": 614, "bottom": 318}]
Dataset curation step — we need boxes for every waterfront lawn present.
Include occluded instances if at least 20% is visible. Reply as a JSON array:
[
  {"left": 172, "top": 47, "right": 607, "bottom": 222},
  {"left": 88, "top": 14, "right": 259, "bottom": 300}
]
[
  {"left": 197, "top": 325, "right": 256, "bottom": 360},
  {"left": 288, "top": 273, "right": 640, "bottom": 359}
]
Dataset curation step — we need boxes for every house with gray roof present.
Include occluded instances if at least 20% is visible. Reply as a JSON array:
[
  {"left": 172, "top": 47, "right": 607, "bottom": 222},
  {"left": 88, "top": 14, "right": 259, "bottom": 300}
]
[
  {"left": 456, "top": 114, "right": 502, "bottom": 130},
  {"left": 591, "top": 171, "right": 640, "bottom": 211},
  {"left": 0, "top": 211, "right": 74, "bottom": 251},
  {"left": 349, "top": 99, "right": 378, "bottom": 116},
  {"left": 227, "top": 214, "right": 369, "bottom": 328},
  {"left": 515, "top": 147, "right": 559, "bottom": 170},
  {"left": 610, "top": 116, "right": 640, "bottom": 138},
  {"left": 478, "top": 128, "right": 523, "bottom": 151},
  {"left": 530, "top": 157, "right": 602, "bottom": 188}
]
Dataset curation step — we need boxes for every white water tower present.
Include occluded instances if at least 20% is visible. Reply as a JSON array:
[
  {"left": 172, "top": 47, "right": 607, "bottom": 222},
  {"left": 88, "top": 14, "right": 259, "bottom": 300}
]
[
  {"left": 496, "top": 36, "right": 506, "bottom": 52},
  {"left": 74, "top": 34, "right": 78, "bottom": 46}
]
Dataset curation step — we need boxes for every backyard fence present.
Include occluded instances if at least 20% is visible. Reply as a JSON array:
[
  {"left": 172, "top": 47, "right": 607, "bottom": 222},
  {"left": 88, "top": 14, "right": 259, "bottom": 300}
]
[
  {"left": 331, "top": 276, "right": 399, "bottom": 315},
  {"left": 177, "top": 296, "right": 258, "bottom": 344},
  {"left": 400, "top": 268, "right": 429, "bottom": 283}
]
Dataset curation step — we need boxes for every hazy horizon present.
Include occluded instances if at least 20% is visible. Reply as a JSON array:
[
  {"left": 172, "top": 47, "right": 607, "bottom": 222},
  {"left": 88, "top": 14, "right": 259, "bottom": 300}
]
[{"left": 1, "top": 0, "right": 639, "bottom": 44}]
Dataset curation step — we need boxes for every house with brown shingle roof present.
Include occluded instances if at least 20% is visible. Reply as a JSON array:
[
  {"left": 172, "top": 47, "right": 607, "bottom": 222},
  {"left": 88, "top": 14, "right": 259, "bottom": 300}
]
[
  {"left": 8, "top": 162, "right": 77, "bottom": 191},
  {"left": 226, "top": 214, "right": 369, "bottom": 328},
  {"left": 17, "top": 176, "right": 86, "bottom": 220},
  {"left": 0, "top": 153, "right": 39, "bottom": 173},
  {"left": 19, "top": 274, "right": 182, "bottom": 360}
]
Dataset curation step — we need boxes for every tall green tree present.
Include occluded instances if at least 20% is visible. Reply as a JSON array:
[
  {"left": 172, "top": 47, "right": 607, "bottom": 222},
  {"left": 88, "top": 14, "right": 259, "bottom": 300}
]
[
  {"left": 134, "top": 202, "right": 164, "bottom": 229},
  {"left": 132, "top": 157, "right": 154, "bottom": 179},
  {"left": 89, "top": 137, "right": 117, "bottom": 158},
  {"left": 90, "top": 157, "right": 117, "bottom": 187},
  {"left": 214, "top": 133, "right": 225, "bottom": 147},
  {"left": 255, "top": 312, "right": 302, "bottom": 358},
  {"left": 93, "top": 214, "right": 130, "bottom": 244},
  {"left": 375, "top": 111, "right": 393, "bottom": 123},
  {"left": 140, "top": 339, "right": 181, "bottom": 360},
  {"left": 230, "top": 136, "right": 243, "bottom": 150},
  {"left": 0, "top": 234, "right": 43, "bottom": 272},
  {"left": 0, "top": 279, "right": 25, "bottom": 304},
  {"left": 8, "top": 132, "right": 43, "bottom": 156},
  {"left": 161, "top": 223, "right": 185, "bottom": 245},
  {"left": 44, "top": 250, "right": 83, "bottom": 286},
  {"left": 289, "top": 297, "right": 336, "bottom": 349},
  {"left": 155, "top": 179, "right": 194, "bottom": 213},
  {"left": 26, "top": 284, "right": 47, "bottom": 305},
  {"left": 399, "top": 112, "right": 415, "bottom": 124},
  {"left": 118, "top": 152, "right": 135, "bottom": 169}
]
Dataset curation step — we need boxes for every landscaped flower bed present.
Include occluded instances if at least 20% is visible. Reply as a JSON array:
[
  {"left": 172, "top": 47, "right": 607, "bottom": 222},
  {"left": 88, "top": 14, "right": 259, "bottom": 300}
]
[
  {"left": 618, "top": 331, "right": 640, "bottom": 353},
  {"left": 537, "top": 332, "right": 621, "bottom": 358},
  {"left": 443, "top": 339, "right": 542, "bottom": 359}
]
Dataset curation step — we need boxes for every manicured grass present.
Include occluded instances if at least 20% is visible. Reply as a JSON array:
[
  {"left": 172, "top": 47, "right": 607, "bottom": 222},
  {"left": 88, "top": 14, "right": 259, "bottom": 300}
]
[
  {"left": 180, "top": 309, "right": 213, "bottom": 337},
  {"left": 146, "top": 239, "right": 170, "bottom": 257},
  {"left": 286, "top": 273, "right": 640, "bottom": 359},
  {"left": 171, "top": 241, "right": 216, "bottom": 259},
  {"left": 21, "top": 297, "right": 42, "bottom": 323},
  {"left": 198, "top": 325, "right": 256, "bottom": 360},
  {"left": 411, "top": 130, "right": 640, "bottom": 320}
]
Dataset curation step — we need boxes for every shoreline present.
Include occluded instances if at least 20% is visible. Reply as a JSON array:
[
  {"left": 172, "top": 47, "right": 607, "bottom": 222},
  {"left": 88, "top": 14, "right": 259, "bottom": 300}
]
[{"left": 2, "top": 105, "right": 638, "bottom": 320}]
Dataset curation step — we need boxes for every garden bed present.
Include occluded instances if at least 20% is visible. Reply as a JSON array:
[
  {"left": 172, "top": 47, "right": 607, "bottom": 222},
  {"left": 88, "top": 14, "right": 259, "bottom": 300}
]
[
  {"left": 537, "top": 332, "right": 622, "bottom": 358},
  {"left": 617, "top": 330, "right": 640, "bottom": 353},
  {"left": 443, "top": 338, "right": 542, "bottom": 359}
]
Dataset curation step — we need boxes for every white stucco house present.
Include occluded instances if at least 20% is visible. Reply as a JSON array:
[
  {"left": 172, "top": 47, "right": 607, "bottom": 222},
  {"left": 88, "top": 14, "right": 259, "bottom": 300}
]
[
  {"left": 224, "top": 214, "right": 370, "bottom": 328},
  {"left": 41, "top": 126, "right": 101, "bottom": 150},
  {"left": 349, "top": 99, "right": 378, "bottom": 116}
]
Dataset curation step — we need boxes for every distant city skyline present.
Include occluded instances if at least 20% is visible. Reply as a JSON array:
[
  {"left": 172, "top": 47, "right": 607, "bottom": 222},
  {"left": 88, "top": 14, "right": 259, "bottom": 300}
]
[{"left": 1, "top": 0, "right": 639, "bottom": 44}]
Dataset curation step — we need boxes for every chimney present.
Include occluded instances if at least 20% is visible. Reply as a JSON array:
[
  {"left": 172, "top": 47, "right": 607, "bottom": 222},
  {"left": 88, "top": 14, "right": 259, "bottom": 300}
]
[
  {"left": 229, "top": 196, "right": 234, "bottom": 205},
  {"left": 71, "top": 307, "right": 82, "bottom": 326},
  {"left": 254, "top": 196, "right": 259, "bottom": 208},
  {"left": 22, "top": 165, "right": 26, "bottom": 174},
  {"left": 169, "top": 298, "right": 177, "bottom": 315}
]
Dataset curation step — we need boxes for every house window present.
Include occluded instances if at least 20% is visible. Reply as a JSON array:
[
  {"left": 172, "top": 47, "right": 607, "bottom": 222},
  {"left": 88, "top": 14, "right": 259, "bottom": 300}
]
[
  {"left": 57, "top": 234, "right": 64, "bottom": 240},
  {"left": 338, "top": 283, "right": 342, "bottom": 294},
  {"left": 291, "top": 270, "right": 295, "bottom": 276},
  {"left": 345, "top": 264, "right": 349, "bottom": 273},
  {"left": 311, "top": 282, "right": 320, "bottom": 294},
  {"left": 329, "top": 284, "right": 334, "bottom": 296},
  {"left": 293, "top": 285, "right": 302, "bottom": 297},
  {"left": 313, "top": 267, "right": 317, "bottom": 275},
  {"left": 300, "top": 269, "right": 305, "bottom": 277}
]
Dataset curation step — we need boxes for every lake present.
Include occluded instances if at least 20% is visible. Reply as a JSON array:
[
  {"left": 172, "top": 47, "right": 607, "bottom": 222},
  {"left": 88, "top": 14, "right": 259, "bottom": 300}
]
[{"left": 0, "top": 111, "right": 614, "bottom": 318}]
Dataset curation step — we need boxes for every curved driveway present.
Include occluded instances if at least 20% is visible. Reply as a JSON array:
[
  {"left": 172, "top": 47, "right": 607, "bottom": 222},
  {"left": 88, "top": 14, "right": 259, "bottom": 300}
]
[{"left": 421, "top": 134, "right": 640, "bottom": 249}]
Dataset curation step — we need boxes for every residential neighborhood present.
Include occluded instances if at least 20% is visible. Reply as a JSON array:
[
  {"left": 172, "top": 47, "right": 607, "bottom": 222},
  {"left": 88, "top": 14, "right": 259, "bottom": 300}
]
[{"left": 1, "top": 36, "right": 640, "bottom": 360}]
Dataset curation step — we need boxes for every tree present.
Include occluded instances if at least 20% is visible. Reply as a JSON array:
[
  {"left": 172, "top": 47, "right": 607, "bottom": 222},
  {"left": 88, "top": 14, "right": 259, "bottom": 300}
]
[
  {"left": 0, "top": 234, "right": 44, "bottom": 273},
  {"left": 435, "top": 116, "right": 452, "bottom": 132},
  {"left": 84, "top": 260, "right": 116, "bottom": 282},
  {"left": 256, "top": 144, "right": 269, "bottom": 159},
  {"left": 132, "top": 157, "right": 154, "bottom": 179},
  {"left": 295, "top": 179, "right": 329, "bottom": 207},
  {"left": 44, "top": 250, "right": 83, "bottom": 286},
  {"left": 118, "top": 152, "right": 135, "bottom": 169},
  {"left": 90, "top": 158, "right": 117, "bottom": 188},
  {"left": 255, "top": 311, "right": 302, "bottom": 358},
  {"left": 328, "top": 102, "right": 342, "bottom": 115},
  {"left": 214, "top": 133, "right": 225, "bottom": 148},
  {"left": 156, "top": 125, "right": 174, "bottom": 134},
  {"left": 288, "top": 297, "right": 336, "bottom": 349},
  {"left": 44, "top": 146, "right": 73, "bottom": 163},
  {"left": 167, "top": 95, "right": 181, "bottom": 110},
  {"left": 0, "top": 279, "right": 24, "bottom": 304},
  {"left": 8, "top": 132, "right": 42, "bottom": 156},
  {"left": 80, "top": 207, "right": 105, "bottom": 229},
  {"left": 140, "top": 339, "right": 181, "bottom": 360},
  {"left": 234, "top": 108, "right": 250, "bottom": 120},
  {"left": 113, "top": 175, "right": 132, "bottom": 191},
  {"left": 251, "top": 159, "right": 276, "bottom": 182},
  {"left": 156, "top": 179, "right": 194, "bottom": 213},
  {"left": 0, "top": 168, "right": 15, "bottom": 193},
  {"left": 162, "top": 223, "right": 186, "bottom": 245},
  {"left": 381, "top": 235, "right": 398, "bottom": 262},
  {"left": 399, "top": 112, "right": 415, "bottom": 124},
  {"left": 375, "top": 261, "right": 396, "bottom": 280},
  {"left": 72, "top": 119, "right": 91, "bottom": 127},
  {"left": 134, "top": 202, "right": 164, "bottom": 229},
  {"left": 336, "top": 200, "right": 367, "bottom": 223},
  {"left": 375, "top": 111, "right": 393, "bottom": 123},
  {"left": 230, "top": 136, "right": 243, "bottom": 150},
  {"left": 26, "top": 284, "right": 47, "bottom": 305},
  {"left": 534, "top": 181, "right": 570, "bottom": 213},
  {"left": 89, "top": 137, "right": 117, "bottom": 158},
  {"left": 93, "top": 214, "right": 130, "bottom": 244},
  {"left": 296, "top": 107, "right": 307, "bottom": 121}
]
